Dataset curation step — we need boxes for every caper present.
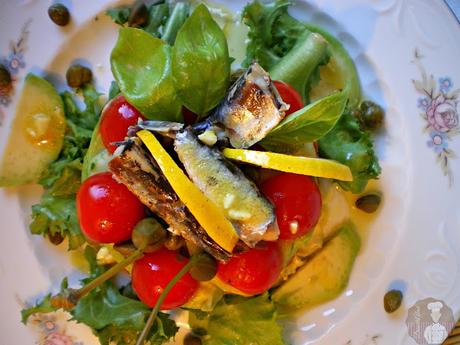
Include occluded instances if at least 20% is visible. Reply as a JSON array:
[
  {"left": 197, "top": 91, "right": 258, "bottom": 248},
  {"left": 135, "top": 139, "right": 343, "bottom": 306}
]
[
  {"left": 66, "top": 64, "right": 92, "bottom": 88},
  {"left": 132, "top": 217, "right": 167, "bottom": 252},
  {"left": 183, "top": 333, "right": 202, "bottom": 345},
  {"left": 190, "top": 252, "right": 217, "bottom": 282},
  {"left": 384, "top": 289, "right": 403, "bottom": 313},
  {"left": 48, "top": 231, "right": 64, "bottom": 245},
  {"left": 128, "top": 0, "right": 149, "bottom": 27},
  {"left": 0, "top": 64, "right": 12, "bottom": 88},
  {"left": 355, "top": 193, "right": 381, "bottom": 213},
  {"left": 48, "top": 3, "right": 70, "bottom": 26},
  {"left": 359, "top": 100, "right": 385, "bottom": 130}
]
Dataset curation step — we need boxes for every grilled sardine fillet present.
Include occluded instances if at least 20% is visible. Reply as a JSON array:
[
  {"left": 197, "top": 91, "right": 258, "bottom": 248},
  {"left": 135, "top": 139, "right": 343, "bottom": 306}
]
[
  {"left": 109, "top": 138, "right": 231, "bottom": 261},
  {"left": 174, "top": 129, "right": 276, "bottom": 247},
  {"left": 196, "top": 62, "right": 288, "bottom": 149}
]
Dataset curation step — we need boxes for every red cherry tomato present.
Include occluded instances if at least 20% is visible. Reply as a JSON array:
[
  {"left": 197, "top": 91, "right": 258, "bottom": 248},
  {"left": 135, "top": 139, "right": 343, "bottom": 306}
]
[
  {"left": 217, "top": 241, "right": 282, "bottom": 295},
  {"left": 273, "top": 80, "right": 303, "bottom": 116},
  {"left": 132, "top": 248, "right": 199, "bottom": 309},
  {"left": 76, "top": 172, "right": 145, "bottom": 244},
  {"left": 260, "top": 173, "right": 322, "bottom": 240},
  {"left": 100, "top": 95, "right": 145, "bottom": 153}
]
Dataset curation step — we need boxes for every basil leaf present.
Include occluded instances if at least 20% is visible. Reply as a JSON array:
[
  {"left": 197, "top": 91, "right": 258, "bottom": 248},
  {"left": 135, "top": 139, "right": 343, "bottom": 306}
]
[
  {"left": 111, "top": 28, "right": 181, "bottom": 121},
  {"left": 172, "top": 4, "right": 230, "bottom": 117},
  {"left": 261, "top": 91, "right": 347, "bottom": 150}
]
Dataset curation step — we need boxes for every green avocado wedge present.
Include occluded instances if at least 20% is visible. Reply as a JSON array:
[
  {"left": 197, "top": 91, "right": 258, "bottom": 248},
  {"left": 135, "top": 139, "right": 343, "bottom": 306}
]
[
  {"left": 81, "top": 120, "right": 110, "bottom": 181},
  {"left": 0, "top": 74, "right": 65, "bottom": 186},
  {"left": 272, "top": 224, "right": 360, "bottom": 311}
]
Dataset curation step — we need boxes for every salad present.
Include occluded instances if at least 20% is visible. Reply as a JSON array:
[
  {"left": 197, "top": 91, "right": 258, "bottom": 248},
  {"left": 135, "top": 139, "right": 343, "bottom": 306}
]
[{"left": 0, "top": 0, "right": 384, "bottom": 344}]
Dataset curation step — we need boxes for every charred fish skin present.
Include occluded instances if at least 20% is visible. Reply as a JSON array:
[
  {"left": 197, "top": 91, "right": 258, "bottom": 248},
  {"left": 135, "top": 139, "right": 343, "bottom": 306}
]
[
  {"left": 207, "top": 62, "right": 289, "bottom": 149},
  {"left": 108, "top": 138, "right": 231, "bottom": 262},
  {"left": 174, "top": 129, "right": 276, "bottom": 247}
]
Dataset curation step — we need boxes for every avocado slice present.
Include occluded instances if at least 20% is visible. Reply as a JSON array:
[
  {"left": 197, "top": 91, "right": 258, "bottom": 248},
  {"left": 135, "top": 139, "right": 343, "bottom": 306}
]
[
  {"left": 272, "top": 224, "right": 360, "bottom": 310},
  {"left": 0, "top": 74, "right": 65, "bottom": 186},
  {"left": 81, "top": 120, "right": 110, "bottom": 181}
]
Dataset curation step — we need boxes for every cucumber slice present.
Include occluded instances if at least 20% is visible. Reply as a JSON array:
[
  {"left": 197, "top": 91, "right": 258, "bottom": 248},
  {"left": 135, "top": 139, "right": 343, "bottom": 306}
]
[
  {"left": 272, "top": 224, "right": 360, "bottom": 310},
  {"left": 0, "top": 74, "right": 65, "bottom": 186}
]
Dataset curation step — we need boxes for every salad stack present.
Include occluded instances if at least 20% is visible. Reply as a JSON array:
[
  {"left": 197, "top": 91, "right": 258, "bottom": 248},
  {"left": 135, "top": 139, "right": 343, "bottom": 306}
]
[{"left": 0, "top": 1, "right": 383, "bottom": 344}]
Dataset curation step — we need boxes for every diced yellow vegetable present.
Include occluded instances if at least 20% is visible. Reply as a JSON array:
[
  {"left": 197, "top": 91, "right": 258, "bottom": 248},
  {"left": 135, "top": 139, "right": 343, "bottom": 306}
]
[
  {"left": 137, "top": 130, "right": 239, "bottom": 252},
  {"left": 222, "top": 148, "right": 353, "bottom": 181}
]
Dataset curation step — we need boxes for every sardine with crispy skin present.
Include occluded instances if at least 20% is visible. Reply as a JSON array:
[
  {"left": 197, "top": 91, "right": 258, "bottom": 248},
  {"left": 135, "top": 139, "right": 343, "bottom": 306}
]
[
  {"left": 195, "top": 62, "right": 289, "bottom": 149},
  {"left": 108, "top": 138, "right": 231, "bottom": 261},
  {"left": 174, "top": 128, "right": 276, "bottom": 247}
]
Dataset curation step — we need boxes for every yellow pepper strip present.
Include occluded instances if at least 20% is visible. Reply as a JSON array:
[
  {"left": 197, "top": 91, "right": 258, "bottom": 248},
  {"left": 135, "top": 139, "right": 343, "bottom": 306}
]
[
  {"left": 137, "top": 130, "right": 239, "bottom": 253},
  {"left": 222, "top": 148, "right": 353, "bottom": 182}
]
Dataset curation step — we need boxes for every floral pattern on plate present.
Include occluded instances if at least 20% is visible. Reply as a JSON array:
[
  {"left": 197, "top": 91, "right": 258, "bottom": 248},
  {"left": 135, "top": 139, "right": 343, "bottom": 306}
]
[
  {"left": 28, "top": 312, "right": 83, "bottom": 345},
  {"left": 413, "top": 49, "right": 459, "bottom": 186},
  {"left": 0, "top": 20, "right": 31, "bottom": 125}
]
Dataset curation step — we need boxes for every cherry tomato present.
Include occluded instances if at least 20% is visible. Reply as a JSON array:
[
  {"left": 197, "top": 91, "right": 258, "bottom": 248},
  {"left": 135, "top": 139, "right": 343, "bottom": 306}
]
[
  {"left": 132, "top": 248, "right": 199, "bottom": 309},
  {"left": 217, "top": 241, "right": 282, "bottom": 295},
  {"left": 273, "top": 80, "right": 303, "bottom": 116},
  {"left": 260, "top": 173, "right": 322, "bottom": 240},
  {"left": 100, "top": 95, "right": 145, "bottom": 153},
  {"left": 76, "top": 172, "right": 145, "bottom": 244}
]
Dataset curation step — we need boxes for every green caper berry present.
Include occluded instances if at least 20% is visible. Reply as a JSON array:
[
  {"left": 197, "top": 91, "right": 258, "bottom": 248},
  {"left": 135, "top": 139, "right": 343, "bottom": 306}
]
[
  {"left": 384, "top": 289, "right": 403, "bottom": 313},
  {"left": 128, "top": 0, "right": 149, "bottom": 27},
  {"left": 190, "top": 253, "right": 217, "bottom": 282},
  {"left": 0, "top": 64, "right": 12, "bottom": 88},
  {"left": 48, "top": 3, "right": 70, "bottom": 26},
  {"left": 183, "top": 333, "right": 202, "bottom": 345},
  {"left": 132, "top": 218, "right": 167, "bottom": 252},
  {"left": 66, "top": 64, "right": 92, "bottom": 88},
  {"left": 359, "top": 100, "right": 384, "bottom": 130},
  {"left": 355, "top": 193, "right": 381, "bottom": 213}
]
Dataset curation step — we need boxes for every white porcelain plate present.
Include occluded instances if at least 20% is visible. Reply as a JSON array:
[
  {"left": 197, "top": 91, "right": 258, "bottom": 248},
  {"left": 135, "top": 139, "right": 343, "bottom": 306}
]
[{"left": 0, "top": 1, "right": 459, "bottom": 344}]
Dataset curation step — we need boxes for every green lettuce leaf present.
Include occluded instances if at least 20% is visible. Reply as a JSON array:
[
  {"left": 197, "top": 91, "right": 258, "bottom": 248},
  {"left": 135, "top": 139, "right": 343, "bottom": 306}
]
[
  {"left": 21, "top": 294, "right": 57, "bottom": 324},
  {"left": 106, "top": 6, "right": 131, "bottom": 26},
  {"left": 30, "top": 195, "right": 84, "bottom": 249},
  {"left": 172, "top": 4, "right": 230, "bottom": 116},
  {"left": 261, "top": 91, "right": 347, "bottom": 150},
  {"left": 111, "top": 27, "right": 182, "bottom": 121},
  {"left": 318, "top": 111, "right": 381, "bottom": 193},
  {"left": 242, "top": 0, "right": 301, "bottom": 69},
  {"left": 189, "top": 294, "right": 286, "bottom": 345},
  {"left": 72, "top": 284, "right": 149, "bottom": 330}
]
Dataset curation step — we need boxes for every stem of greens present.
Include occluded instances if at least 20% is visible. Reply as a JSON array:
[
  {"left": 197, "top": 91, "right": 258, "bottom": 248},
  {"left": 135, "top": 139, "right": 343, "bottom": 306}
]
[
  {"left": 74, "top": 249, "right": 143, "bottom": 300},
  {"left": 161, "top": 3, "right": 190, "bottom": 45},
  {"left": 269, "top": 30, "right": 329, "bottom": 103},
  {"left": 135, "top": 255, "right": 200, "bottom": 345}
]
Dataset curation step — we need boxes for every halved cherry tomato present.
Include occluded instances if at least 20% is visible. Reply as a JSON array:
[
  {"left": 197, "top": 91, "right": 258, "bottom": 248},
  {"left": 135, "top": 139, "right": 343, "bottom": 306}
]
[
  {"left": 100, "top": 95, "right": 145, "bottom": 153},
  {"left": 217, "top": 241, "right": 282, "bottom": 295},
  {"left": 260, "top": 173, "right": 321, "bottom": 240},
  {"left": 273, "top": 80, "right": 303, "bottom": 116},
  {"left": 132, "top": 248, "right": 199, "bottom": 309},
  {"left": 76, "top": 172, "right": 145, "bottom": 244}
]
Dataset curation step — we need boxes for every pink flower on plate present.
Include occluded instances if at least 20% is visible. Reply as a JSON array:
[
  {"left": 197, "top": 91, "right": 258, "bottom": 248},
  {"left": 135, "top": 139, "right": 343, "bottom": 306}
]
[
  {"left": 426, "top": 94, "right": 459, "bottom": 132},
  {"left": 43, "top": 332, "right": 74, "bottom": 345}
]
